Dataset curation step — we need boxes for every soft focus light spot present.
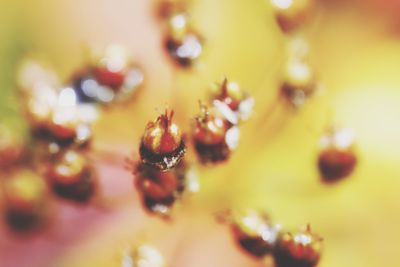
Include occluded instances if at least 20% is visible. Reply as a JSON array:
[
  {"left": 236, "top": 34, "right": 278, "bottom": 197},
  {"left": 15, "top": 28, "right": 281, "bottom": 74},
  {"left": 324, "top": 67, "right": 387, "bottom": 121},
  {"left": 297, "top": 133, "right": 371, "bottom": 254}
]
[
  {"left": 28, "top": 84, "right": 58, "bottom": 121},
  {"left": 294, "top": 233, "right": 312, "bottom": 245},
  {"left": 123, "top": 68, "right": 144, "bottom": 90},
  {"left": 287, "top": 61, "right": 312, "bottom": 85},
  {"left": 152, "top": 204, "right": 169, "bottom": 216},
  {"left": 288, "top": 36, "right": 310, "bottom": 60},
  {"left": 52, "top": 106, "right": 78, "bottom": 125},
  {"left": 207, "top": 121, "right": 219, "bottom": 133},
  {"left": 260, "top": 224, "right": 280, "bottom": 242},
  {"left": 185, "top": 167, "right": 200, "bottom": 193},
  {"left": 176, "top": 35, "right": 202, "bottom": 59},
  {"left": 271, "top": 0, "right": 293, "bottom": 9},
  {"left": 96, "top": 86, "right": 114, "bottom": 103},
  {"left": 213, "top": 100, "right": 238, "bottom": 124},
  {"left": 171, "top": 14, "right": 187, "bottom": 30},
  {"left": 137, "top": 245, "right": 165, "bottom": 266},
  {"left": 75, "top": 124, "right": 92, "bottom": 143},
  {"left": 17, "top": 60, "right": 59, "bottom": 92},
  {"left": 225, "top": 126, "right": 240, "bottom": 150},
  {"left": 291, "top": 90, "right": 306, "bottom": 107},
  {"left": 65, "top": 150, "right": 78, "bottom": 162},
  {"left": 55, "top": 165, "right": 70, "bottom": 177},
  {"left": 227, "top": 82, "right": 240, "bottom": 93},
  {"left": 102, "top": 57, "right": 124, "bottom": 73},
  {"left": 334, "top": 128, "right": 354, "bottom": 149},
  {"left": 242, "top": 214, "right": 259, "bottom": 230},
  {"left": 238, "top": 97, "right": 254, "bottom": 121},
  {"left": 98, "top": 45, "right": 129, "bottom": 72},
  {"left": 121, "top": 256, "right": 133, "bottom": 267},
  {"left": 58, "top": 87, "right": 77, "bottom": 107},
  {"left": 150, "top": 127, "right": 162, "bottom": 138},
  {"left": 169, "top": 124, "right": 179, "bottom": 136},
  {"left": 121, "top": 247, "right": 134, "bottom": 267},
  {"left": 319, "top": 129, "right": 355, "bottom": 150},
  {"left": 81, "top": 78, "right": 99, "bottom": 98},
  {"left": 77, "top": 104, "right": 99, "bottom": 123}
]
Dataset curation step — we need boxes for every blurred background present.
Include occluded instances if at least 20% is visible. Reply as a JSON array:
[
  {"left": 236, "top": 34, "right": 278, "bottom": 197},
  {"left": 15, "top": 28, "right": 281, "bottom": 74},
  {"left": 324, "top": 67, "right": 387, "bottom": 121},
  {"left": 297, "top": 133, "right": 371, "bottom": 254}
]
[{"left": 1, "top": 0, "right": 400, "bottom": 267}]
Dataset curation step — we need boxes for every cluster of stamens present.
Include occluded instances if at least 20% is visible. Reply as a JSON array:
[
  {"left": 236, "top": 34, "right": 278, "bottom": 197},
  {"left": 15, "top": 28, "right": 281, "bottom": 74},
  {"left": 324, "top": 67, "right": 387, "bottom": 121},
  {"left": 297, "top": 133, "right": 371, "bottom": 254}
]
[
  {"left": 223, "top": 209, "right": 323, "bottom": 267},
  {"left": 0, "top": 45, "right": 143, "bottom": 231},
  {"left": 318, "top": 128, "right": 357, "bottom": 183},
  {"left": 136, "top": 109, "right": 198, "bottom": 217},
  {"left": 190, "top": 78, "right": 253, "bottom": 163},
  {"left": 0, "top": 2, "right": 356, "bottom": 266}
]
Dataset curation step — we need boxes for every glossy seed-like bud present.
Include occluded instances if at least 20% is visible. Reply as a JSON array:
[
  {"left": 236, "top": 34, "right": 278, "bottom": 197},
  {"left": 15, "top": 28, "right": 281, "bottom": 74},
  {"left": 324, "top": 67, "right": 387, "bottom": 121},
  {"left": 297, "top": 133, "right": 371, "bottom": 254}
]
[
  {"left": 211, "top": 78, "right": 244, "bottom": 111},
  {"left": 280, "top": 60, "right": 316, "bottom": 108},
  {"left": 274, "top": 225, "right": 323, "bottom": 267},
  {"left": 91, "top": 45, "right": 130, "bottom": 90},
  {"left": 193, "top": 105, "right": 241, "bottom": 164},
  {"left": 140, "top": 110, "right": 186, "bottom": 171},
  {"left": 165, "top": 32, "right": 203, "bottom": 68},
  {"left": 47, "top": 149, "right": 95, "bottom": 202},
  {"left": 42, "top": 86, "right": 97, "bottom": 146},
  {"left": 165, "top": 13, "right": 203, "bottom": 68},
  {"left": 4, "top": 170, "right": 49, "bottom": 232},
  {"left": 90, "top": 45, "right": 144, "bottom": 97},
  {"left": 194, "top": 105, "right": 229, "bottom": 145},
  {"left": 231, "top": 210, "right": 281, "bottom": 258},
  {"left": 143, "top": 111, "right": 182, "bottom": 155},
  {"left": 135, "top": 162, "right": 187, "bottom": 217},
  {"left": 210, "top": 78, "right": 254, "bottom": 124},
  {"left": 72, "top": 68, "right": 144, "bottom": 105},
  {"left": 318, "top": 128, "right": 357, "bottom": 182},
  {"left": 138, "top": 166, "right": 179, "bottom": 201}
]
